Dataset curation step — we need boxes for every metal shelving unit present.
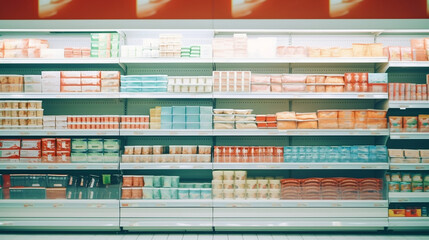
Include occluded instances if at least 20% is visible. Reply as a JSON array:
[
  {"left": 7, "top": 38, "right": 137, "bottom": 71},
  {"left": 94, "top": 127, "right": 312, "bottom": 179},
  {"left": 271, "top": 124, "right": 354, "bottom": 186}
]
[
  {"left": 390, "top": 163, "right": 429, "bottom": 171},
  {"left": 120, "top": 163, "right": 212, "bottom": 170},
  {"left": 389, "top": 132, "right": 429, "bottom": 140},
  {"left": 0, "top": 163, "right": 119, "bottom": 170},
  {"left": 389, "top": 192, "right": 429, "bottom": 203},
  {"left": 213, "top": 163, "right": 389, "bottom": 170},
  {"left": 389, "top": 101, "right": 429, "bottom": 110},
  {"left": 0, "top": 129, "right": 120, "bottom": 136}
]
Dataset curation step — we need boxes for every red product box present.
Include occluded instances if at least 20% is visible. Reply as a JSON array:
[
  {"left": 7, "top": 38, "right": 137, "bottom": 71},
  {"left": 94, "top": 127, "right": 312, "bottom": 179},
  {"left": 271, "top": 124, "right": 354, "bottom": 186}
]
[
  {"left": 2, "top": 174, "right": 11, "bottom": 188},
  {"left": 369, "top": 83, "right": 388, "bottom": 93},
  {"left": 21, "top": 139, "right": 41, "bottom": 150},
  {"left": 56, "top": 151, "right": 71, "bottom": 163},
  {"left": 0, "top": 149, "right": 20, "bottom": 158},
  {"left": 42, "top": 138, "right": 56, "bottom": 151},
  {"left": 20, "top": 150, "right": 42, "bottom": 158},
  {"left": 56, "top": 138, "right": 71, "bottom": 151},
  {"left": 344, "top": 73, "right": 355, "bottom": 83},
  {"left": 42, "top": 151, "right": 56, "bottom": 163},
  {"left": 0, "top": 139, "right": 20, "bottom": 150}
]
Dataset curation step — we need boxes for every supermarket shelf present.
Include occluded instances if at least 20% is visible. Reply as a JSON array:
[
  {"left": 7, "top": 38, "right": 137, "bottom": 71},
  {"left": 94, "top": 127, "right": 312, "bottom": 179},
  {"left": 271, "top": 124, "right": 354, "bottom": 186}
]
[
  {"left": 213, "top": 92, "right": 388, "bottom": 100},
  {"left": 213, "top": 129, "right": 389, "bottom": 136},
  {"left": 213, "top": 163, "right": 388, "bottom": 170},
  {"left": 0, "top": 218, "right": 120, "bottom": 231},
  {"left": 121, "top": 218, "right": 213, "bottom": 231},
  {"left": 387, "top": 61, "right": 429, "bottom": 68},
  {"left": 389, "top": 217, "right": 429, "bottom": 228},
  {"left": 0, "top": 93, "right": 121, "bottom": 99},
  {"left": 0, "top": 129, "right": 120, "bottom": 136},
  {"left": 213, "top": 57, "right": 388, "bottom": 64},
  {"left": 388, "top": 101, "right": 429, "bottom": 109},
  {"left": 120, "top": 200, "right": 212, "bottom": 208},
  {"left": 120, "top": 163, "right": 212, "bottom": 170},
  {"left": 389, "top": 132, "right": 429, "bottom": 140},
  {"left": 0, "top": 163, "right": 118, "bottom": 170},
  {"left": 119, "top": 92, "right": 212, "bottom": 99},
  {"left": 390, "top": 163, "right": 429, "bottom": 171},
  {"left": 0, "top": 58, "right": 120, "bottom": 64},
  {"left": 120, "top": 58, "right": 213, "bottom": 68},
  {"left": 212, "top": 200, "right": 388, "bottom": 208},
  {"left": 120, "top": 129, "right": 212, "bottom": 136},
  {"left": 389, "top": 192, "right": 429, "bottom": 203}
]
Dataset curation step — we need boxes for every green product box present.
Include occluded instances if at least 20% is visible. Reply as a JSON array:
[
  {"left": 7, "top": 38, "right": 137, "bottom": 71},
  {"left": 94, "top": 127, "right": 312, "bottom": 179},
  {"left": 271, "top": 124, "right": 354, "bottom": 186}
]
[
  {"left": 71, "top": 152, "right": 88, "bottom": 163},
  {"left": 103, "top": 139, "right": 120, "bottom": 150},
  {"left": 71, "top": 139, "right": 88, "bottom": 150},
  {"left": 87, "top": 139, "right": 104, "bottom": 150},
  {"left": 87, "top": 151, "right": 103, "bottom": 163}
]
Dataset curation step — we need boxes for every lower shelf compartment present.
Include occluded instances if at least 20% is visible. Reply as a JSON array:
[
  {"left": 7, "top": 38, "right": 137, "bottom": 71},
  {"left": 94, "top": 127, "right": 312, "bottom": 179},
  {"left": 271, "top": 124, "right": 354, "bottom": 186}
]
[
  {"left": 121, "top": 218, "right": 212, "bottom": 231},
  {"left": 0, "top": 217, "right": 120, "bottom": 231},
  {"left": 389, "top": 217, "right": 429, "bottom": 229}
]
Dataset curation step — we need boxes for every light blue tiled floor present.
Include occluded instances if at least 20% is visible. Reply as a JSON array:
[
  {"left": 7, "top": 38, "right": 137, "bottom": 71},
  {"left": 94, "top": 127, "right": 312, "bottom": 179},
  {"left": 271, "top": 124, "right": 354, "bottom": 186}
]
[{"left": 1, "top": 233, "right": 429, "bottom": 240}]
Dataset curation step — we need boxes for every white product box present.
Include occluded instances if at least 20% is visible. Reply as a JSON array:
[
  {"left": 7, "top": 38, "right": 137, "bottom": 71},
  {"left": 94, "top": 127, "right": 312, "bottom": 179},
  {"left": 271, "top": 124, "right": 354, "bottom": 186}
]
[
  {"left": 42, "top": 71, "right": 60, "bottom": 79},
  {"left": 24, "top": 84, "right": 42, "bottom": 93},
  {"left": 24, "top": 75, "right": 42, "bottom": 84}
]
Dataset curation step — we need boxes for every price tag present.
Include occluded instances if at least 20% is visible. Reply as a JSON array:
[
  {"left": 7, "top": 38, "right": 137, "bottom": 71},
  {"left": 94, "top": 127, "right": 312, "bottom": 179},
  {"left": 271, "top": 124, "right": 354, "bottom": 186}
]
[
  {"left": 133, "top": 131, "right": 142, "bottom": 135},
  {"left": 6, "top": 166, "right": 17, "bottom": 169},
  {"left": 331, "top": 203, "right": 341, "bottom": 207},
  {"left": 23, "top": 204, "right": 34, "bottom": 208},
  {"left": 332, "top": 221, "right": 342, "bottom": 226},
  {"left": 169, "top": 131, "right": 177, "bottom": 135},
  {"left": 122, "top": 204, "right": 129, "bottom": 207},
  {"left": 272, "top": 203, "right": 281, "bottom": 207},
  {"left": 48, "top": 166, "right": 58, "bottom": 169},
  {"left": 297, "top": 203, "right": 307, "bottom": 207},
  {"left": 391, "top": 166, "right": 398, "bottom": 170},
  {"left": 398, "top": 199, "right": 408, "bottom": 202},
  {"left": 27, "top": 166, "right": 36, "bottom": 169},
  {"left": 156, "top": 203, "right": 166, "bottom": 207},
  {"left": 400, "top": 136, "right": 409, "bottom": 139},
  {"left": 416, "top": 166, "right": 425, "bottom": 170},
  {"left": 77, "top": 165, "right": 86, "bottom": 169},
  {"left": 299, "top": 166, "right": 309, "bottom": 169},
  {"left": 20, "top": 132, "right": 30, "bottom": 135},
  {"left": 97, "top": 132, "right": 105, "bottom": 136},
  {"left": 53, "top": 203, "right": 64, "bottom": 208},
  {"left": 374, "top": 203, "right": 384, "bottom": 207},
  {"left": 322, "top": 165, "right": 331, "bottom": 169},
  {"left": 47, "top": 132, "right": 56, "bottom": 135},
  {"left": 357, "top": 94, "right": 365, "bottom": 98}
]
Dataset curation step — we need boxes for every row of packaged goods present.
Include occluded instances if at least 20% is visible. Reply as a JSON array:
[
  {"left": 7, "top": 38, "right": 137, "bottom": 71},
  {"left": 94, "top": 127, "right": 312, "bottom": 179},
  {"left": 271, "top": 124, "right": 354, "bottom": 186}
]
[
  {"left": 0, "top": 174, "right": 120, "bottom": 199},
  {"left": 389, "top": 204, "right": 429, "bottom": 217},
  {"left": 122, "top": 145, "right": 211, "bottom": 163},
  {"left": 389, "top": 115, "right": 429, "bottom": 132},
  {"left": 0, "top": 34, "right": 120, "bottom": 59},
  {"left": 121, "top": 175, "right": 211, "bottom": 200},
  {"left": 122, "top": 75, "right": 213, "bottom": 93},
  {"left": 388, "top": 76, "right": 429, "bottom": 101},
  {"left": 388, "top": 38, "right": 429, "bottom": 61},
  {"left": 389, "top": 149, "right": 429, "bottom": 164},
  {"left": 152, "top": 106, "right": 213, "bottom": 130},
  {"left": 0, "top": 138, "right": 120, "bottom": 163},
  {"left": 0, "top": 100, "right": 44, "bottom": 129},
  {"left": 387, "top": 172, "right": 429, "bottom": 192}
]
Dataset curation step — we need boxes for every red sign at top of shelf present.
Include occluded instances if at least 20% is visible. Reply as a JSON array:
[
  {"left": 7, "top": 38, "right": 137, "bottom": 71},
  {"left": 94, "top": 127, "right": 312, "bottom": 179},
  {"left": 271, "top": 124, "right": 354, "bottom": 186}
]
[{"left": 0, "top": 0, "right": 428, "bottom": 19}]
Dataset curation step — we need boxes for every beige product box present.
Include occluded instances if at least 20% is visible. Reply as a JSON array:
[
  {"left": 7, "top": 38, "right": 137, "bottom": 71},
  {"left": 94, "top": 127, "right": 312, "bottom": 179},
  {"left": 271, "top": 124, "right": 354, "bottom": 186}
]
[
  {"left": 388, "top": 149, "right": 404, "bottom": 158},
  {"left": 404, "top": 150, "right": 420, "bottom": 158},
  {"left": 100, "top": 71, "right": 120, "bottom": 79},
  {"left": 40, "top": 48, "right": 64, "bottom": 58},
  {"left": 420, "top": 150, "right": 429, "bottom": 158},
  {"left": 55, "top": 116, "right": 67, "bottom": 121},
  {"left": 101, "top": 79, "right": 120, "bottom": 87},
  {"left": 24, "top": 75, "right": 42, "bottom": 84},
  {"left": 43, "top": 116, "right": 56, "bottom": 121},
  {"left": 42, "top": 71, "right": 61, "bottom": 79},
  {"left": 42, "top": 85, "right": 60, "bottom": 93},
  {"left": 55, "top": 125, "right": 68, "bottom": 130},
  {"left": 55, "top": 121, "right": 68, "bottom": 127},
  {"left": 24, "top": 84, "right": 42, "bottom": 93},
  {"left": 43, "top": 121, "right": 56, "bottom": 127},
  {"left": 42, "top": 78, "right": 61, "bottom": 86},
  {"left": 101, "top": 87, "right": 119, "bottom": 92},
  {"left": 403, "top": 158, "right": 421, "bottom": 163},
  {"left": 390, "top": 157, "right": 406, "bottom": 163},
  {"left": 421, "top": 158, "right": 429, "bottom": 163},
  {"left": 82, "top": 86, "right": 101, "bottom": 92}
]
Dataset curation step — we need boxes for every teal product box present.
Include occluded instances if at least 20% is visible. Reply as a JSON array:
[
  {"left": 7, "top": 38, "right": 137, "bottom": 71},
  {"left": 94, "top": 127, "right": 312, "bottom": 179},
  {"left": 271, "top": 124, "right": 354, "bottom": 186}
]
[
  {"left": 120, "top": 87, "right": 141, "bottom": 92},
  {"left": 87, "top": 151, "right": 103, "bottom": 163},
  {"left": 87, "top": 139, "right": 103, "bottom": 150},
  {"left": 186, "top": 115, "right": 200, "bottom": 123},
  {"left": 121, "top": 81, "right": 144, "bottom": 87},
  {"left": 72, "top": 139, "right": 88, "bottom": 150},
  {"left": 172, "top": 122, "right": 186, "bottom": 129},
  {"left": 161, "top": 114, "right": 172, "bottom": 123},
  {"left": 200, "top": 123, "right": 212, "bottom": 129},
  {"left": 161, "top": 107, "right": 172, "bottom": 115},
  {"left": 368, "top": 73, "right": 388, "bottom": 84},
  {"left": 157, "top": 75, "right": 168, "bottom": 81},
  {"left": 173, "top": 114, "right": 186, "bottom": 123},
  {"left": 173, "top": 106, "right": 186, "bottom": 115},
  {"left": 200, "top": 106, "right": 213, "bottom": 115},
  {"left": 186, "top": 106, "right": 200, "bottom": 114},
  {"left": 200, "top": 114, "right": 212, "bottom": 123},
  {"left": 186, "top": 123, "right": 200, "bottom": 129},
  {"left": 161, "top": 123, "right": 172, "bottom": 129},
  {"left": 103, "top": 139, "right": 120, "bottom": 150},
  {"left": 90, "top": 41, "right": 110, "bottom": 50},
  {"left": 140, "top": 87, "right": 166, "bottom": 92}
]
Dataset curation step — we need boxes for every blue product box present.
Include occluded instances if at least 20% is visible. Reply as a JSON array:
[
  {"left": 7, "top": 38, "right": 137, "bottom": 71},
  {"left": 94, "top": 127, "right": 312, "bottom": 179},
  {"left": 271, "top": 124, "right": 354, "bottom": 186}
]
[
  {"left": 368, "top": 73, "right": 388, "bottom": 84},
  {"left": 141, "top": 81, "right": 160, "bottom": 87},
  {"left": 311, "top": 153, "right": 319, "bottom": 162},
  {"left": 156, "top": 81, "right": 168, "bottom": 87},
  {"left": 297, "top": 146, "right": 306, "bottom": 153},
  {"left": 375, "top": 145, "right": 387, "bottom": 154},
  {"left": 357, "top": 146, "right": 369, "bottom": 154},
  {"left": 161, "top": 107, "right": 172, "bottom": 115},
  {"left": 173, "top": 114, "right": 186, "bottom": 123},
  {"left": 186, "top": 115, "right": 200, "bottom": 123},
  {"left": 173, "top": 106, "right": 186, "bottom": 115},
  {"left": 172, "top": 122, "right": 186, "bottom": 129},
  {"left": 283, "top": 147, "right": 292, "bottom": 154},
  {"left": 312, "top": 146, "right": 320, "bottom": 153},
  {"left": 369, "top": 146, "right": 377, "bottom": 155},
  {"left": 141, "top": 87, "right": 161, "bottom": 92},
  {"left": 186, "top": 106, "right": 200, "bottom": 115},
  {"left": 298, "top": 153, "right": 306, "bottom": 162},
  {"left": 121, "top": 81, "right": 143, "bottom": 87},
  {"left": 357, "top": 153, "right": 369, "bottom": 162},
  {"left": 340, "top": 153, "right": 351, "bottom": 162},
  {"left": 157, "top": 75, "right": 168, "bottom": 81},
  {"left": 199, "top": 122, "right": 212, "bottom": 129},
  {"left": 319, "top": 153, "right": 326, "bottom": 162},
  {"left": 290, "top": 146, "right": 299, "bottom": 153},
  {"left": 199, "top": 114, "right": 212, "bottom": 123},
  {"left": 328, "top": 153, "right": 339, "bottom": 162},
  {"left": 319, "top": 146, "right": 329, "bottom": 153},
  {"left": 186, "top": 123, "right": 200, "bottom": 129},
  {"left": 376, "top": 154, "right": 388, "bottom": 162},
  {"left": 305, "top": 147, "right": 313, "bottom": 153},
  {"left": 199, "top": 106, "right": 213, "bottom": 115},
  {"left": 154, "top": 87, "right": 168, "bottom": 92},
  {"left": 339, "top": 146, "right": 351, "bottom": 154},
  {"left": 161, "top": 114, "right": 172, "bottom": 123},
  {"left": 161, "top": 123, "right": 172, "bottom": 129}
]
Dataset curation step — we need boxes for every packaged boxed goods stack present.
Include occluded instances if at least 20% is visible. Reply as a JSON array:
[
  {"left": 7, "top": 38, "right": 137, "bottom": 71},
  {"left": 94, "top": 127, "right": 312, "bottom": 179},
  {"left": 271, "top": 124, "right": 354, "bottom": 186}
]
[
  {"left": 71, "top": 138, "right": 120, "bottom": 163},
  {"left": 122, "top": 145, "right": 211, "bottom": 163},
  {"left": 389, "top": 115, "right": 429, "bottom": 132},
  {"left": 212, "top": 171, "right": 281, "bottom": 200},
  {"left": 256, "top": 114, "right": 277, "bottom": 129},
  {"left": 65, "top": 174, "right": 120, "bottom": 199},
  {"left": 212, "top": 37, "right": 234, "bottom": 58},
  {"left": 120, "top": 115, "right": 149, "bottom": 129},
  {"left": 159, "top": 34, "right": 182, "bottom": 58},
  {"left": 0, "top": 75, "right": 23, "bottom": 93},
  {"left": 0, "top": 39, "right": 49, "bottom": 58},
  {"left": 160, "top": 106, "right": 213, "bottom": 130},
  {"left": 181, "top": 46, "right": 201, "bottom": 58},
  {"left": 24, "top": 75, "right": 42, "bottom": 93},
  {"left": 90, "top": 33, "right": 120, "bottom": 58},
  {"left": 167, "top": 76, "right": 213, "bottom": 93},
  {"left": 281, "top": 177, "right": 383, "bottom": 200},
  {"left": 150, "top": 106, "right": 161, "bottom": 129},
  {"left": 345, "top": 73, "right": 388, "bottom": 93},
  {"left": 387, "top": 172, "right": 429, "bottom": 193},
  {"left": 387, "top": 38, "right": 429, "bottom": 61},
  {"left": 213, "top": 146, "right": 284, "bottom": 163},
  {"left": 213, "top": 71, "right": 251, "bottom": 92},
  {"left": 121, "top": 175, "right": 212, "bottom": 200},
  {"left": 67, "top": 115, "right": 120, "bottom": 130},
  {"left": 41, "top": 71, "right": 60, "bottom": 93},
  {"left": 233, "top": 34, "right": 247, "bottom": 58},
  {"left": 389, "top": 149, "right": 429, "bottom": 164},
  {"left": 308, "top": 43, "right": 383, "bottom": 58},
  {"left": 101, "top": 71, "right": 120, "bottom": 92},
  {"left": 0, "top": 101, "right": 43, "bottom": 129},
  {"left": 284, "top": 145, "right": 388, "bottom": 163},
  {"left": 60, "top": 71, "right": 98, "bottom": 93},
  {"left": 43, "top": 116, "right": 67, "bottom": 130},
  {"left": 213, "top": 109, "right": 256, "bottom": 129},
  {"left": 120, "top": 75, "right": 167, "bottom": 93},
  {"left": 276, "top": 45, "right": 307, "bottom": 57},
  {"left": 389, "top": 81, "right": 429, "bottom": 101},
  {"left": 389, "top": 204, "right": 429, "bottom": 217},
  {"left": 64, "top": 47, "right": 90, "bottom": 58},
  {"left": 0, "top": 139, "right": 21, "bottom": 162}
]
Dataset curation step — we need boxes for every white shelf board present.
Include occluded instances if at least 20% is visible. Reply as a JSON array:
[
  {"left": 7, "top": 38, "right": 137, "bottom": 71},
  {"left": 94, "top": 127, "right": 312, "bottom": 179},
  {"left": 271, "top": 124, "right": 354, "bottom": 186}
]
[
  {"left": 0, "top": 58, "right": 120, "bottom": 64},
  {"left": 0, "top": 163, "right": 118, "bottom": 170},
  {"left": 389, "top": 132, "right": 429, "bottom": 140},
  {"left": 0, "top": 129, "right": 120, "bottom": 136},
  {"left": 120, "top": 92, "right": 212, "bottom": 99},
  {"left": 213, "top": 57, "right": 388, "bottom": 64},
  {"left": 389, "top": 192, "right": 429, "bottom": 203},
  {"left": 120, "top": 58, "right": 213, "bottom": 65},
  {"left": 120, "top": 163, "right": 212, "bottom": 170},
  {"left": 213, "top": 92, "right": 388, "bottom": 99},
  {"left": 389, "top": 217, "right": 429, "bottom": 227},
  {"left": 213, "top": 163, "right": 388, "bottom": 170},
  {"left": 212, "top": 200, "right": 388, "bottom": 208},
  {"left": 120, "top": 200, "right": 212, "bottom": 208},
  {"left": 0, "top": 199, "right": 119, "bottom": 208},
  {"left": 0, "top": 218, "right": 120, "bottom": 230},
  {"left": 120, "top": 129, "right": 212, "bottom": 136},
  {"left": 213, "top": 129, "right": 389, "bottom": 136},
  {"left": 390, "top": 163, "right": 429, "bottom": 171},
  {"left": 389, "top": 101, "right": 429, "bottom": 109},
  {"left": 388, "top": 61, "right": 429, "bottom": 68},
  {"left": 0, "top": 93, "right": 121, "bottom": 99}
]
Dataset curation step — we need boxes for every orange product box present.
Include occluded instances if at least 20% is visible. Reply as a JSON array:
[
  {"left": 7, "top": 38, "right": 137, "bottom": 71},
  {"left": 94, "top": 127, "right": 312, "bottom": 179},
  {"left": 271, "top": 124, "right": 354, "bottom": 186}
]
[
  {"left": 389, "top": 116, "right": 403, "bottom": 129},
  {"left": 56, "top": 138, "right": 71, "bottom": 151},
  {"left": 338, "top": 118, "right": 355, "bottom": 129},
  {"left": 101, "top": 71, "right": 121, "bottom": 80},
  {"left": 42, "top": 138, "right": 56, "bottom": 151},
  {"left": 338, "top": 110, "right": 355, "bottom": 119},
  {"left": 28, "top": 48, "right": 41, "bottom": 58},
  {"left": 42, "top": 151, "right": 56, "bottom": 163},
  {"left": 368, "top": 110, "right": 387, "bottom": 118},
  {"left": 388, "top": 47, "right": 401, "bottom": 61},
  {"left": 60, "top": 78, "right": 81, "bottom": 86},
  {"left": 355, "top": 118, "right": 367, "bottom": 129},
  {"left": 413, "top": 48, "right": 428, "bottom": 61},
  {"left": 355, "top": 110, "right": 367, "bottom": 118},
  {"left": 0, "top": 139, "right": 21, "bottom": 150},
  {"left": 411, "top": 39, "right": 425, "bottom": 49},
  {"left": 403, "top": 116, "right": 418, "bottom": 129},
  {"left": 317, "top": 110, "right": 338, "bottom": 119},
  {"left": 81, "top": 78, "right": 101, "bottom": 86},
  {"left": 267, "top": 122, "right": 277, "bottom": 128},
  {"left": 369, "top": 83, "right": 387, "bottom": 93},
  {"left": 424, "top": 38, "right": 429, "bottom": 49},
  {"left": 257, "top": 122, "right": 268, "bottom": 128},
  {"left": 345, "top": 83, "right": 354, "bottom": 92},
  {"left": 4, "top": 49, "right": 28, "bottom": 58},
  {"left": 81, "top": 71, "right": 101, "bottom": 78},
  {"left": 318, "top": 118, "right": 339, "bottom": 129},
  {"left": 418, "top": 115, "right": 429, "bottom": 131},
  {"left": 56, "top": 151, "right": 70, "bottom": 163},
  {"left": 277, "top": 120, "right": 297, "bottom": 130},
  {"left": 4, "top": 39, "right": 29, "bottom": 50},
  {"left": 60, "top": 85, "right": 82, "bottom": 92},
  {"left": 389, "top": 209, "right": 405, "bottom": 217},
  {"left": 297, "top": 120, "right": 318, "bottom": 129},
  {"left": 46, "top": 188, "right": 66, "bottom": 199},
  {"left": 401, "top": 47, "right": 412, "bottom": 61},
  {"left": 82, "top": 86, "right": 100, "bottom": 92},
  {"left": 60, "top": 71, "right": 81, "bottom": 78},
  {"left": 367, "top": 118, "right": 387, "bottom": 129}
]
